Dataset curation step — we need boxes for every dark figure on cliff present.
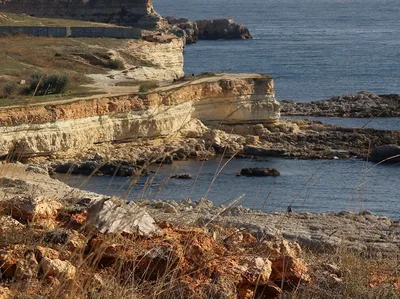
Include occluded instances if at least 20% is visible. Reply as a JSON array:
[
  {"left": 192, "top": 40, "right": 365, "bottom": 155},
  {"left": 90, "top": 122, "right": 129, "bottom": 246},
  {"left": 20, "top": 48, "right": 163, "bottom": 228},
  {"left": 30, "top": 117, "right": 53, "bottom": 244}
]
[{"left": 287, "top": 205, "right": 292, "bottom": 213}]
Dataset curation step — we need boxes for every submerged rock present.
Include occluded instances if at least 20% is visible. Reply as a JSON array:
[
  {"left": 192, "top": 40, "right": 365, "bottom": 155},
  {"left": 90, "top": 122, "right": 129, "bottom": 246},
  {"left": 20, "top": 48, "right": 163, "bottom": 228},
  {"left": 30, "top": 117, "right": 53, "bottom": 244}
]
[
  {"left": 239, "top": 167, "right": 280, "bottom": 177},
  {"left": 171, "top": 174, "right": 192, "bottom": 179}
]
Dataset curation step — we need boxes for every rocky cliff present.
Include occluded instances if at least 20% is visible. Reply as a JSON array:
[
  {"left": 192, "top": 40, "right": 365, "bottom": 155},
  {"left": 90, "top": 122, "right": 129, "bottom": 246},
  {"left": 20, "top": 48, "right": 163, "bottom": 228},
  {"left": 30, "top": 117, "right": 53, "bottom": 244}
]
[
  {"left": 0, "top": 0, "right": 166, "bottom": 28},
  {"left": 0, "top": 74, "right": 279, "bottom": 155}
]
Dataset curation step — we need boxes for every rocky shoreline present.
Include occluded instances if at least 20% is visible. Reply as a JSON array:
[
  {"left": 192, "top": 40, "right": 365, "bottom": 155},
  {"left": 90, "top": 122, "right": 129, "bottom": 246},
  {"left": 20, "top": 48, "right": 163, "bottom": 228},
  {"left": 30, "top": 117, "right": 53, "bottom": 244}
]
[
  {"left": 35, "top": 119, "right": 400, "bottom": 177},
  {"left": 1, "top": 163, "right": 400, "bottom": 297},
  {"left": 281, "top": 91, "right": 400, "bottom": 118}
]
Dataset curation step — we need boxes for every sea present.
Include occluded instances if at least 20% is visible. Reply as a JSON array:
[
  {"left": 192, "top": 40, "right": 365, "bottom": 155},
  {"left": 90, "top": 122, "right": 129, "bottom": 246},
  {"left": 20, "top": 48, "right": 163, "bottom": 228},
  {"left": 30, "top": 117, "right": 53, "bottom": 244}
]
[{"left": 58, "top": 0, "right": 400, "bottom": 218}]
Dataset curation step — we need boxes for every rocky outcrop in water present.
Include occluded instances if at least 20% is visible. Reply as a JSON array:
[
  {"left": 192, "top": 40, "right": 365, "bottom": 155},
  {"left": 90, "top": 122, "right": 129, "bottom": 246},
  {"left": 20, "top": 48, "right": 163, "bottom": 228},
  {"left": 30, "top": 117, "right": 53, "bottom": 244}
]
[
  {"left": 166, "top": 16, "right": 199, "bottom": 44},
  {"left": 281, "top": 91, "right": 400, "bottom": 117},
  {"left": 370, "top": 144, "right": 400, "bottom": 163},
  {"left": 166, "top": 17, "right": 252, "bottom": 43},
  {"left": 239, "top": 167, "right": 280, "bottom": 177},
  {"left": 196, "top": 18, "right": 252, "bottom": 40}
]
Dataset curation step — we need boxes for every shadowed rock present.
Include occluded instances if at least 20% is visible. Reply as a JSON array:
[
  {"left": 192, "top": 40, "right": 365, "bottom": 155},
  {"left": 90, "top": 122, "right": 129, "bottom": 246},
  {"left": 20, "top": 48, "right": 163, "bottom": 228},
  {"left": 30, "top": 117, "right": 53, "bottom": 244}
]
[
  {"left": 239, "top": 167, "right": 280, "bottom": 177},
  {"left": 196, "top": 18, "right": 252, "bottom": 40},
  {"left": 370, "top": 144, "right": 400, "bottom": 163}
]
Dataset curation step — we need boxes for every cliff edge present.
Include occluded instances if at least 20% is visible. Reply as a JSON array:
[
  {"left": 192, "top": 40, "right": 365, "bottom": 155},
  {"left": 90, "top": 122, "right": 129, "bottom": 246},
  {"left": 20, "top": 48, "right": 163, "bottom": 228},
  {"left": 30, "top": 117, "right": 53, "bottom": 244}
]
[{"left": 0, "top": 0, "right": 166, "bottom": 28}]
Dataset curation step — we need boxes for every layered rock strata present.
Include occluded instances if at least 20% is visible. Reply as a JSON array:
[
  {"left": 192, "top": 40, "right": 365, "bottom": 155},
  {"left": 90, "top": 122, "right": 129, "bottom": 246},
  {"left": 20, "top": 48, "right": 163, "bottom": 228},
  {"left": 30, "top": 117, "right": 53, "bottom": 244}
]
[
  {"left": 0, "top": 0, "right": 166, "bottom": 28},
  {"left": 0, "top": 74, "right": 279, "bottom": 155}
]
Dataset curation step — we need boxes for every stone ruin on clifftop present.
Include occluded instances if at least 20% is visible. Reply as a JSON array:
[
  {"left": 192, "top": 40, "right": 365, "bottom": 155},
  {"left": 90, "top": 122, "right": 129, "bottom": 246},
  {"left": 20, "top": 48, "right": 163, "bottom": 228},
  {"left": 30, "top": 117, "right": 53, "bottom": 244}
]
[{"left": 0, "top": 0, "right": 166, "bottom": 28}]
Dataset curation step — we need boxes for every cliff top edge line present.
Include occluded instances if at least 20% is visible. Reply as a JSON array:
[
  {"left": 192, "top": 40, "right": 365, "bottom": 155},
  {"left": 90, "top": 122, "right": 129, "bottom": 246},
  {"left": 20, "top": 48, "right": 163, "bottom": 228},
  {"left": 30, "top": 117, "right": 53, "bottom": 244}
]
[{"left": 0, "top": 0, "right": 165, "bottom": 28}]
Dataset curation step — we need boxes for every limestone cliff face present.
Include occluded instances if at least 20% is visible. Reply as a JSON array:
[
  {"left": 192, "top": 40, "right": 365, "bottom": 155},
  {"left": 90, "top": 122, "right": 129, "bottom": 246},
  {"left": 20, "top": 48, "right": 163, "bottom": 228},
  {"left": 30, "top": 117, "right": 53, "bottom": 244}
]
[
  {"left": 0, "top": 75, "right": 280, "bottom": 155},
  {"left": 0, "top": 0, "right": 165, "bottom": 28},
  {"left": 123, "top": 37, "right": 185, "bottom": 81}
]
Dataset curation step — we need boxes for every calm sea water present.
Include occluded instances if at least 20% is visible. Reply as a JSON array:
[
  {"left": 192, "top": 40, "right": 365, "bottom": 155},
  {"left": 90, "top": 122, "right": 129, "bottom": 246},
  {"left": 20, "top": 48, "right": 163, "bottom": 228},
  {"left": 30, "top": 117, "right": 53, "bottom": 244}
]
[
  {"left": 153, "top": 0, "right": 400, "bottom": 101},
  {"left": 56, "top": 157, "right": 400, "bottom": 218},
  {"left": 58, "top": 1, "right": 399, "bottom": 218}
]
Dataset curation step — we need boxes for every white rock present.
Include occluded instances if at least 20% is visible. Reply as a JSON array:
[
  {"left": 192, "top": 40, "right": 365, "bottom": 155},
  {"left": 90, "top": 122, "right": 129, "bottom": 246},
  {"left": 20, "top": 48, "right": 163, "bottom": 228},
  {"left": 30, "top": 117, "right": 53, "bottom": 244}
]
[{"left": 86, "top": 197, "right": 161, "bottom": 236}]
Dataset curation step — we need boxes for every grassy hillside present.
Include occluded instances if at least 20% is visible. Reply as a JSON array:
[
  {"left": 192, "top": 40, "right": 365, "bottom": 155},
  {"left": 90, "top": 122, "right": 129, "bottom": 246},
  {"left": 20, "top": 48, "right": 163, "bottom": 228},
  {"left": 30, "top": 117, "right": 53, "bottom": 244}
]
[{"left": 0, "top": 12, "right": 119, "bottom": 27}]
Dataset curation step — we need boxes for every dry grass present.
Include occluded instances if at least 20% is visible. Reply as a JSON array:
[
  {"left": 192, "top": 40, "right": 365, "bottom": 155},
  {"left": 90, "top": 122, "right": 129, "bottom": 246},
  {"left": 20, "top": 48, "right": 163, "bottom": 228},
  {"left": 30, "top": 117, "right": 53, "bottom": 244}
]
[{"left": 0, "top": 12, "right": 120, "bottom": 27}]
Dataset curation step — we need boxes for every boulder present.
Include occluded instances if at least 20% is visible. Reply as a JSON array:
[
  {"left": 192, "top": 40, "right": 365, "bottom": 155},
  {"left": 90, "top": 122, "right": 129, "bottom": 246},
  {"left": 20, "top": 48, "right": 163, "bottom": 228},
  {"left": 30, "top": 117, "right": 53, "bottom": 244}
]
[
  {"left": 239, "top": 167, "right": 280, "bottom": 177},
  {"left": 6, "top": 196, "right": 63, "bottom": 225},
  {"left": 40, "top": 257, "right": 76, "bottom": 280},
  {"left": 86, "top": 197, "right": 161, "bottom": 236},
  {"left": 370, "top": 144, "right": 400, "bottom": 163},
  {"left": 15, "top": 251, "right": 38, "bottom": 281},
  {"left": 238, "top": 256, "right": 272, "bottom": 285},
  {"left": 271, "top": 256, "right": 311, "bottom": 285},
  {"left": 0, "top": 216, "right": 25, "bottom": 234},
  {"left": 196, "top": 18, "right": 252, "bottom": 40}
]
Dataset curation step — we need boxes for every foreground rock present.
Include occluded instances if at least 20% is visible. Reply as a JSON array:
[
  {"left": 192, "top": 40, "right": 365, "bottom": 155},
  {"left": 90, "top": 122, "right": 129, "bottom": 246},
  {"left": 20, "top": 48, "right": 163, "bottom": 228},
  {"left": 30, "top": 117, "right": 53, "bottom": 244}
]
[
  {"left": 142, "top": 199, "right": 400, "bottom": 257},
  {"left": 196, "top": 18, "right": 252, "bottom": 40},
  {"left": 370, "top": 144, "right": 400, "bottom": 163},
  {"left": 281, "top": 91, "right": 400, "bottom": 117},
  {"left": 239, "top": 167, "right": 280, "bottom": 177},
  {"left": 86, "top": 197, "right": 161, "bottom": 236}
]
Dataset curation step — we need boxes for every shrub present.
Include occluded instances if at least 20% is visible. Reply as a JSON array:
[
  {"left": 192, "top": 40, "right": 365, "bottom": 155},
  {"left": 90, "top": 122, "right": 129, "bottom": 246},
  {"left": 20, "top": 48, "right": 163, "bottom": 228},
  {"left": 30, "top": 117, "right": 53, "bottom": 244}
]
[
  {"left": 106, "top": 58, "right": 125, "bottom": 70},
  {"left": 139, "top": 82, "right": 159, "bottom": 93},
  {"left": 2, "top": 82, "right": 18, "bottom": 97},
  {"left": 26, "top": 71, "right": 69, "bottom": 96}
]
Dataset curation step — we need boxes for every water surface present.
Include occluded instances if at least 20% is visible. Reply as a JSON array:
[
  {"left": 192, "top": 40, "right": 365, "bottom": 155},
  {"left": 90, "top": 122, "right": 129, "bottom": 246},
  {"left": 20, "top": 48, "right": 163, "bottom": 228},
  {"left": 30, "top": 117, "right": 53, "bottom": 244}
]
[{"left": 154, "top": 0, "right": 400, "bottom": 101}]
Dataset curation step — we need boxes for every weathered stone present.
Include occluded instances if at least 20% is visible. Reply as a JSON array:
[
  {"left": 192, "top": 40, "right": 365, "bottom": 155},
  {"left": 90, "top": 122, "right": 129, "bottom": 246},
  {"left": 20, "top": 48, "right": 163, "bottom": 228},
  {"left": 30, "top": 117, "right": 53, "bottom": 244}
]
[
  {"left": 196, "top": 18, "right": 252, "bottom": 40},
  {"left": 66, "top": 231, "right": 87, "bottom": 252},
  {"left": 15, "top": 251, "right": 38, "bottom": 281},
  {"left": 271, "top": 256, "right": 311, "bottom": 285},
  {"left": 239, "top": 256, "right": 272, "bottom": 285},
  {"left": 0, "top": 216, "right": 25, "bottom": 234},
  {"left": 35, "top": 246, "right": 60, "bottom": 261},
  {"left": 40, "top": 257, "right": 76, "bottom": 280},
  {"left": 86, "top": 197, "right": 161, "bottom": 236},
  {"left": 6, "top": 196, "right": 63, "bottom": 224},
  {"left": 166, "top": 16, "right": 198, "bottom": 44}
]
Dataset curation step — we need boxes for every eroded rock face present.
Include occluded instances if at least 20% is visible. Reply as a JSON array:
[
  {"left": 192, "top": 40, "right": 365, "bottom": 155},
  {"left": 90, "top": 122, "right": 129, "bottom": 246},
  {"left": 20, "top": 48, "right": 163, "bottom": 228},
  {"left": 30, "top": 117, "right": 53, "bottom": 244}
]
[
  {"left": 0, "top": 0, "right": 166, "bottom": 28},
  {"left": 196, "top": 18, "right": 252, "bottom": 40},
  {"left": 166, "top": 16, "right": 199, "bottom": 44},
  {"left": 0, "top": 75, "right": 279, "bottom": 155}
]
